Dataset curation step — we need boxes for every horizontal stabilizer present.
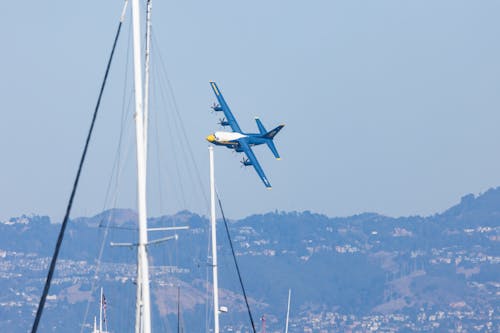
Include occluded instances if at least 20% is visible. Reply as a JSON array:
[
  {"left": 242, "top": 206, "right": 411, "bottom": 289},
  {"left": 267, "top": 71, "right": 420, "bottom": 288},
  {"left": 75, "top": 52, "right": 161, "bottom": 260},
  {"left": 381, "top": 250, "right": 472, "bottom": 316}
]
[
  {"left": 264, "top": 124, "right": 285, "bottom": 139},
  {"left": 266, "top": 140, "right": 280, "bottom": 159}
]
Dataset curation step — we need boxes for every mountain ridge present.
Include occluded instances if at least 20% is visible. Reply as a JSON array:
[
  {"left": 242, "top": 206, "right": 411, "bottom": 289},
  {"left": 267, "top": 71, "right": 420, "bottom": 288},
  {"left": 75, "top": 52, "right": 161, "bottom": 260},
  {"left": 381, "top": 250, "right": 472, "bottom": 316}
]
[
  {"left": 0, "top": 187, "right": 498, "bottom": 332},
  {"left": 8, "top": 186, "right": 500, "bottom": 226}
]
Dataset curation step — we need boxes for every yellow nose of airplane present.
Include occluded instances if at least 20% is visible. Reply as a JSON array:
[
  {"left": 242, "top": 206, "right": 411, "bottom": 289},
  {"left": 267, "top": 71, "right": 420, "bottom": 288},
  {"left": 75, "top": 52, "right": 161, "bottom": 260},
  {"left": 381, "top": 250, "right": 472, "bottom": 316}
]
[{"left": 206, "top": 134, "right": 216, "bottom": 143}]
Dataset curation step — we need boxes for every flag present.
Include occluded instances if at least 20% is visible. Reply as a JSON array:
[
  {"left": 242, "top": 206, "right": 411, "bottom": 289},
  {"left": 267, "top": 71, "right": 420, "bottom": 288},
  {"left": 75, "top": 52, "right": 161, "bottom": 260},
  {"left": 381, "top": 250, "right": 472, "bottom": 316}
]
[{"left": 102, "top": 293, "right": 107, "bottom": 323}]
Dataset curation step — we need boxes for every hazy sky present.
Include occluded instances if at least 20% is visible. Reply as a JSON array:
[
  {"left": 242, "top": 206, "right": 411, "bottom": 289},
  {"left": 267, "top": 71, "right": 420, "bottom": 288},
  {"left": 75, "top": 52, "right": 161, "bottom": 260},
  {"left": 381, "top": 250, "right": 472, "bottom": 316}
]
[{"left": 1, "top": 1, "right": 499, "bottom": 221}]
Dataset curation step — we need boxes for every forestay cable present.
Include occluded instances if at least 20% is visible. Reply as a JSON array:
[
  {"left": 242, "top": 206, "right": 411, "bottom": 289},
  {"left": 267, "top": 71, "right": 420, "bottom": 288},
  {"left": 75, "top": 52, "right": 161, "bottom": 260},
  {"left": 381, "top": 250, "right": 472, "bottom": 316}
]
[{"left": 31, "top": 2, "right": 128, "bottom": 332}]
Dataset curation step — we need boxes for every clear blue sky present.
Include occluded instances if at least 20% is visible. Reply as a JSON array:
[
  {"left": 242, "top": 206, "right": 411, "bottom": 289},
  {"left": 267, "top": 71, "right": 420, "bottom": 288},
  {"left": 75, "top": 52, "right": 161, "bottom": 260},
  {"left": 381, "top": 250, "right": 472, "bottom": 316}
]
[{"left": 1, "top": 1, "right": 499, "bottom": 221}]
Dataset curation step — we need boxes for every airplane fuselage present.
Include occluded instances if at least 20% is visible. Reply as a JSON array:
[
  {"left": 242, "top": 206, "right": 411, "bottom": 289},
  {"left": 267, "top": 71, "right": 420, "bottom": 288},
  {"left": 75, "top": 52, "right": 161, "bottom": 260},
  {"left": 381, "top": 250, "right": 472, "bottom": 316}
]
[{"left": 206, "top": 131, "right": 268, "bottom": 152}]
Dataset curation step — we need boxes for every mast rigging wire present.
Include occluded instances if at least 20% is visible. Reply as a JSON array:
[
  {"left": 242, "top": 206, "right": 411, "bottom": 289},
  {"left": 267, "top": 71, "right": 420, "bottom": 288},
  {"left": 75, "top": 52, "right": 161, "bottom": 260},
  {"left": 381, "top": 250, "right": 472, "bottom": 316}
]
[
  {"left": 144, "top": 38, "right": 213, "bottom": 331},
  {"left": 216, "top": 193, "right": 257, "bottom": 333},
  {"left": 152, "top": 30, "right": 210, "bottom": 208},
  {"left": 81, "top": 17, "right": 136, "bottom": 331},
  {"left": 31, "top": 3, "right": 127, "bottom": 331}
]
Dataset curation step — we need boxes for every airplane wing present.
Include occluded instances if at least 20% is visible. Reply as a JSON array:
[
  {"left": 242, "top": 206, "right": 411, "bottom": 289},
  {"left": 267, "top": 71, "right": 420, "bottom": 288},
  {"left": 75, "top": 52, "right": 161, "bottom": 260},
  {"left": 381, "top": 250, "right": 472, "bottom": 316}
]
[
  {"left": 210, "top": 82, "right": 242, "bottom": 132},
  {"left": 238, "top": 139, "right": 272, "bottom": 188}
]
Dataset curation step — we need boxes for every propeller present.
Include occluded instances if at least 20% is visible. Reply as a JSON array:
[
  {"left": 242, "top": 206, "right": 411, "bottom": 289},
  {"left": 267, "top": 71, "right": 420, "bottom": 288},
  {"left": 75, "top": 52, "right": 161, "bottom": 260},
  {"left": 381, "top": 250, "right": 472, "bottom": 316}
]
[
  {"left": 211, "top": 102, "right": 223, "bottom": 112},
  {"left": 240, "top": 158, "right": 252, "bottom": 167},
  {"left": 218, "top": 118, "right": 229, "bottom": 127}
]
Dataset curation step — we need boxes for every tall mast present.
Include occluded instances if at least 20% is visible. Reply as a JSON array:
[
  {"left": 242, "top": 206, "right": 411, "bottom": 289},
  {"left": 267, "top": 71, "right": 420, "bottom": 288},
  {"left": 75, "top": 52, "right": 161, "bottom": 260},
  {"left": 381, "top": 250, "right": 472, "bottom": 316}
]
[
  {"left": 99, "top": 287, "right": 103, "bottom": 332},
  {"left": 209, "top": 146, "right": 220, "bottom": 333},
  {"left": 143, "top": 0, "right": 152, "bottom": 157},
  {"left": 285, "top": 289, "right": 291, "bottom": 333},
  {"left": 131, "top": 0, "right": 152, "bottom": 332},
  {"left": 177, "top": 286, "right": 181, "bottom": 333}
]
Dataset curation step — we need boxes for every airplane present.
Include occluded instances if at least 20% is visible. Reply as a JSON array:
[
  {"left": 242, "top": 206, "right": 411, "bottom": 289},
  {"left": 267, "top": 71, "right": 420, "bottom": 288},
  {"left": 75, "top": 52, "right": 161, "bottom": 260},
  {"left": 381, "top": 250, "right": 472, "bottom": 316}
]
[{"left": 206, "top": 81, "right": 285, "bottom": 188}]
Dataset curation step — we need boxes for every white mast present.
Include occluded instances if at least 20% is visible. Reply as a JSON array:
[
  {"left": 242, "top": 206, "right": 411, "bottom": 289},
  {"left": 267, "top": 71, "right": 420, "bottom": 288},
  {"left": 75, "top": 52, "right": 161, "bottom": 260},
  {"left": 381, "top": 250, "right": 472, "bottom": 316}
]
[
  {"left": 99, "top": 287, "right": 103, "bottom": 333},
  {"left": 130, "top": 0, "right": 152, "bottom": 332},
  {"left": 209, "top": 146, "right": 220, "bottom": 333},
  {"left": 143, "top": 0, "right": 152, "bottom": 157},
  {"left": 285, "top": 289, "right": 291, "bottom": 333}
]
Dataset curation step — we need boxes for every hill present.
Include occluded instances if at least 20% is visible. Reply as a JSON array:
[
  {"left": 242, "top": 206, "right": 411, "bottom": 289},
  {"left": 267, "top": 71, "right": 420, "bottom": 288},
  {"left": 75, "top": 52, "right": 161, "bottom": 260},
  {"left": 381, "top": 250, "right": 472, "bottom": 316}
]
[{"left": 0, "top": 189, "right": 498, "bottom": 332}]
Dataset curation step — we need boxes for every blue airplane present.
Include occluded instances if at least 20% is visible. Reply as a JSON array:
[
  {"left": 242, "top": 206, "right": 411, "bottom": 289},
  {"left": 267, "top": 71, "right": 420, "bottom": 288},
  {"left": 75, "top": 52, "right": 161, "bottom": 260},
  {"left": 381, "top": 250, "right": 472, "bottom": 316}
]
[{"left": 206, "top": 82, "right": 285, "bottom": 188}]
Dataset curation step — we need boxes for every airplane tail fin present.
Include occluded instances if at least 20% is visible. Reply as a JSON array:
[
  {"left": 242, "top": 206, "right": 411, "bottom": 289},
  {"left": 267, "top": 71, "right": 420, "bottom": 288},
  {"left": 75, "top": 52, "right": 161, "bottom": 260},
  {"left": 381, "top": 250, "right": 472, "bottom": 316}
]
[
  {"left": 263, "top": 124, "right": 284, "bottom": 159},
  {"left": 255, "top": 118, "right": 267, "bottom": 135}
]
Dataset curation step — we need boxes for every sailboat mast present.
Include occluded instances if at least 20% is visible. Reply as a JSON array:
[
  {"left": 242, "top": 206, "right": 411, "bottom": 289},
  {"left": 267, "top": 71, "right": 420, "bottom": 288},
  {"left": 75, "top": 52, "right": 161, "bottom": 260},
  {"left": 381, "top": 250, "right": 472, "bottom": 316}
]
[
  {"left": 143, "top": 0, "right": 152, "bottom": 157},
  {"left": 285, "top": 289, "right": 291, "bottom": 333},
  {"left": 131, "top": 0, "right": 152, "bottom": 332},
  {"left": 177, "top": 286, "right": 181, "bottom": 333},
  {"left": 209, "top": 147, "right": 220, "bottom": 333},
  {"left": 99, "top": 287, "right": 103, "bottom": 332}
]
